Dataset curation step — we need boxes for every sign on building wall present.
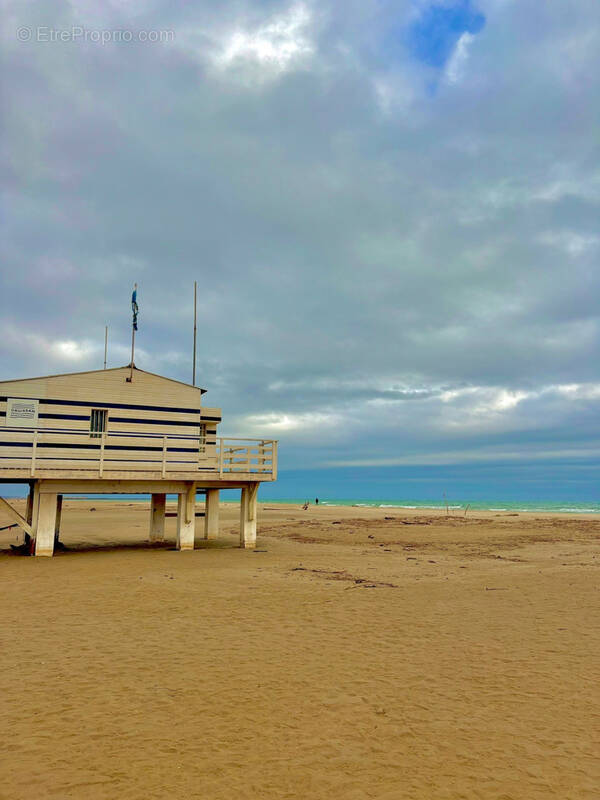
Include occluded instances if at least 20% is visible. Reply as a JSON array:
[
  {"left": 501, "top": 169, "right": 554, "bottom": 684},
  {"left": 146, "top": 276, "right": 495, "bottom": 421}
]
[{"left": 5, "top": 398, "right": 39, "bottom": 427}]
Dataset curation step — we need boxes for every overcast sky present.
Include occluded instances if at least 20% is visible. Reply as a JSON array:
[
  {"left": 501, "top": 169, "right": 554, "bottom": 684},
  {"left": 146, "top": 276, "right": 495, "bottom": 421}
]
[{"left": 1, "top": 0, "right": 599, "bottom": 475}]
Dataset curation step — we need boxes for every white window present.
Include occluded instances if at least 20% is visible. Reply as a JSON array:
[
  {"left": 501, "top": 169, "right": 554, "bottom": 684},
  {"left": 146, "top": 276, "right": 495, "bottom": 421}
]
[{"left": 90, "top": 409, "right": 108, "bottom": 438}]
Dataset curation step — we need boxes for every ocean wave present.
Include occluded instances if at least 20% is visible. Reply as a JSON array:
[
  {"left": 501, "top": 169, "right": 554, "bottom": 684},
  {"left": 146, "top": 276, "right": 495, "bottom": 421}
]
[
  {"left": 558, "top": 507, "right": 599, "bottom": 513},
  {"left": 257, "top": 499, "right": 600, "bottom": 513},
  {"left": 378, "top": 504, "right": 464, "bottom": 510}
]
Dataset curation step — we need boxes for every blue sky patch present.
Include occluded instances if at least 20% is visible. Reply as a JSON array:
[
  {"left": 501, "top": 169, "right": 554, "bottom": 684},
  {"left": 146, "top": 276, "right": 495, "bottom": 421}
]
[{"left": 408, "top": 0, "right": 485, "bottom": 68}]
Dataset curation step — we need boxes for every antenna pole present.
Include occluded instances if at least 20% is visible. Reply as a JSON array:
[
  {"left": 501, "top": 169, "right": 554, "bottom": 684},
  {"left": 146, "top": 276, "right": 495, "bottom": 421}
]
[
  {"left": 103, "top": 326, "right": 108, "bottom": 369},
  {"left": 192, "top": 280, "right": 197, "bottom": 386}
]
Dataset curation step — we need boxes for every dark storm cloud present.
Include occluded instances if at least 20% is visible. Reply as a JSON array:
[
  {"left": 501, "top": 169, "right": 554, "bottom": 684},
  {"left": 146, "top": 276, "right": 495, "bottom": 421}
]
[{"left": 1, "top": 0, "right": 599, "bottom": 468}]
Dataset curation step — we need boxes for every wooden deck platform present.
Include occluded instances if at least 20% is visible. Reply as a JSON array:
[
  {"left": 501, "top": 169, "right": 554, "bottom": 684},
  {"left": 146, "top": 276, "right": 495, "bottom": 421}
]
[
  {"left": 0, "top": 433, "right": 276, "bottom": 557},
  {"left": 0, "top": 431, "right": 277, "bottom": 481}
]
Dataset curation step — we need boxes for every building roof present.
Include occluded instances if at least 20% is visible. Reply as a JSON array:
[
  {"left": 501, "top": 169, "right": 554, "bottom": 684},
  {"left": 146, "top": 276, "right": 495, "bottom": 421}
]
[{"left": 0, "top": 364, "right": 207, "bottom": 394}]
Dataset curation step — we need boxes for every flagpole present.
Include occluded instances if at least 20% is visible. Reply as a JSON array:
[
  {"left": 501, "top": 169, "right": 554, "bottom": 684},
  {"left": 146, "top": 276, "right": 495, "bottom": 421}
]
[
  {"left": 129, "top": 282, "right": 138, "bottom": 383},
  {"left": 103, "top": 326, "right": 108, "bottom": 369},
  {"left": 192, "top": 280, "right": 197, "bottom": 386},
  {"left": 129, "top": 325, "right": 135, "bottom": 382}
]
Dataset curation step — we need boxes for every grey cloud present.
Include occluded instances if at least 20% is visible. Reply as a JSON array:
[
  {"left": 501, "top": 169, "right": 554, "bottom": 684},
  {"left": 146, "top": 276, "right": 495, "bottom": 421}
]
[{"left": 1, "top": 0, "right": 599, "bottom": 471}]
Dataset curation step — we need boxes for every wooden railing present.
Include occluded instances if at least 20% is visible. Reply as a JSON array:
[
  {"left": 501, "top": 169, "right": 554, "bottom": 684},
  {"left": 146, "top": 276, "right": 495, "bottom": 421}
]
[
  {"left": 0, "top": 428, "right": 277, "bottom": 479},
  {"left": 217, "top": 438, "right": 277, "bottom": 478}
]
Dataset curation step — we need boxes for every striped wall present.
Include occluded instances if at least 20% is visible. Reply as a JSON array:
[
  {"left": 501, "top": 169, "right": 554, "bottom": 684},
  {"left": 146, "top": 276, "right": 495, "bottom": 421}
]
[{"left": 0, "top": 367, "right": 222, "bottom": 473}]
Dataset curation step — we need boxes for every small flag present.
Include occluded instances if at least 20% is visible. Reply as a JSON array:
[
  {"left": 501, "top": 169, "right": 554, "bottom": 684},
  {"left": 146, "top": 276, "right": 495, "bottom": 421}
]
[{"left": 131, "top": 283, "right": 138, "bottom": 331}]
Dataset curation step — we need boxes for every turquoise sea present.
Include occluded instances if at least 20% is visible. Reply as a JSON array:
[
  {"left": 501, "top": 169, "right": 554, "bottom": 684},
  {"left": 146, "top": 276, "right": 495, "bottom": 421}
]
[
  {"left": 267, "top": 498, "right": 600, "bottom": 513},
  {"left": 5, "top": 493, "right": 595, "bottom": 514}
]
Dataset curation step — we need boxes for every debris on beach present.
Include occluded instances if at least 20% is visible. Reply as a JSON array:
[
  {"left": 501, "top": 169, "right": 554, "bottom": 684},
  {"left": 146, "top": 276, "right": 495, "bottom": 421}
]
[{"left": 290, "top": 566, "right": 397, "bottom": 588}]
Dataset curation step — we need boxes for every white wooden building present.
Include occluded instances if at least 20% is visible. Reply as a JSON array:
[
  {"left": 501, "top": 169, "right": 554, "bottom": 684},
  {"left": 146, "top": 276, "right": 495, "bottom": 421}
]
[{"left": 0, "top": 365, "right": 277, "bottom": 556}]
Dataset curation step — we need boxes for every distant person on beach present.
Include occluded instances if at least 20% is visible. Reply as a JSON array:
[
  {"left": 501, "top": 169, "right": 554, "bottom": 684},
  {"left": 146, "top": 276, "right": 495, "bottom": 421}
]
[
  {"left": 315, "top": 497, "right": 319, "bottom": 505},
  {"left": 302, "top": 501, "right": 309, "bottom": 510}
]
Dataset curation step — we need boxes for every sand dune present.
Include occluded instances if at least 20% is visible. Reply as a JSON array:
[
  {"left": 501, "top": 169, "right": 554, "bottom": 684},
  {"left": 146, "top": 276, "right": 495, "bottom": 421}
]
[{"left": 1, "top": 502, "right": 599, "bottom": 799}]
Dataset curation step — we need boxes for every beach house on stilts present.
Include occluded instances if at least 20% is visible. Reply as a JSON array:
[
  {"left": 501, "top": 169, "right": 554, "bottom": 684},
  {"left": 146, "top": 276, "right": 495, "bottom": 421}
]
[{"left": 0, "top": 365, "right": 277, "bottom": 556}]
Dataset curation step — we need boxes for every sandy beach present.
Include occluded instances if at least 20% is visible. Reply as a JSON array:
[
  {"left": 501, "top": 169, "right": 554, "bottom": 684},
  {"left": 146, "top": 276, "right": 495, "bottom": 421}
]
[{"left": 1, "top": 500, "right": 598, "bottom": 799}]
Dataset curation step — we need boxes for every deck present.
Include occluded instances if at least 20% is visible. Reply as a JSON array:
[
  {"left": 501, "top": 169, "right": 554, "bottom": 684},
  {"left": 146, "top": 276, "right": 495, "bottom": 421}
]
[{"left": 0, "top": 429, "right": 277, "bottom": 482}]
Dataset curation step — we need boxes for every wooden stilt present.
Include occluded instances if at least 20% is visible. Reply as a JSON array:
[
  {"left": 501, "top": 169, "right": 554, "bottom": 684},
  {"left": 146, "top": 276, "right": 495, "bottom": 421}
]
[
  {"left": 29, "top": 481, "right": 41, "bottom": 552},
  {"left": 176, "top": 482, "right": 196, "bottom": 550},
  {"left": 54, "top": 494, "right": 63, "bottom": 545},
  {"left": 0, "top": 495, "right": 33, "bottom": 537},
  {"left": 35, "top": 492, "right": 57, "bottom": 556},
  {"left": 204, "top": 489, "right": 219, "bottom": 539},
  {"left": 149, "top": 493, "right": 166, "bottom": 542},
  {"left": 239, "top": 483, "right": 258, "bottom": 549},
  {"left": 25, "top": 482, "right": 35, "bottom": 524}
]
